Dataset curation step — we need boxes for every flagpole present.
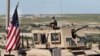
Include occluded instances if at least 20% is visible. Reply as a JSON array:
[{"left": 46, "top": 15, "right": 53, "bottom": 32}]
[
  {"left": 6, "top": 0, "right": 10, "bottom": 55},
  {"left": 6, "top": 0, "right": 10, "bottom": 32}
]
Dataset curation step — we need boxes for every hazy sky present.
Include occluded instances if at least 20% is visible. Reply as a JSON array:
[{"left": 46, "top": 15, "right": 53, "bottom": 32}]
[{"left": 0, "top": 0, "right": 100, "bottom": 15}]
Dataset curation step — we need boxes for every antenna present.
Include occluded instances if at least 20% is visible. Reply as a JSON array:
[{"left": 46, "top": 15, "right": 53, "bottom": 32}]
[{"left": 59, "top": 0, "right": 63, "bottom": 15}]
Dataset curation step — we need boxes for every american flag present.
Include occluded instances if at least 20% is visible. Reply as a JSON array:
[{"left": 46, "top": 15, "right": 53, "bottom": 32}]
[{"left": 6, "top": 4, "right": 20, "bottom": 52}]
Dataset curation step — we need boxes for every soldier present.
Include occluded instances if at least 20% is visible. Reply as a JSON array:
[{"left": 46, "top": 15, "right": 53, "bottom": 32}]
[
  {"left": 50, "top": 16, "right": 57, "bottom": 29},
  {"left": 71, "top": 24, "right": 88, "bottom": 46}
]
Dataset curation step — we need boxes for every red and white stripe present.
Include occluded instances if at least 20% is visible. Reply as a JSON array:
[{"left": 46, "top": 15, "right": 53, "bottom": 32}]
[{"left": 6, "top": 23, "right": 20, "bottom": 51}]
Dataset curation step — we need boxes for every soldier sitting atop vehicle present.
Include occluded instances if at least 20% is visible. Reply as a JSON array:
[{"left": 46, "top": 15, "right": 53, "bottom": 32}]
[{"left": 50, "top": 16, "right": 59, "bottom": 29}]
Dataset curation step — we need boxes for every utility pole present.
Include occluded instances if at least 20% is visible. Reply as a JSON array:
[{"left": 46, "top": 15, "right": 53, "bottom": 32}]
[{"left": 6, "top": 0, "right": 10, "bottom": 32}]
